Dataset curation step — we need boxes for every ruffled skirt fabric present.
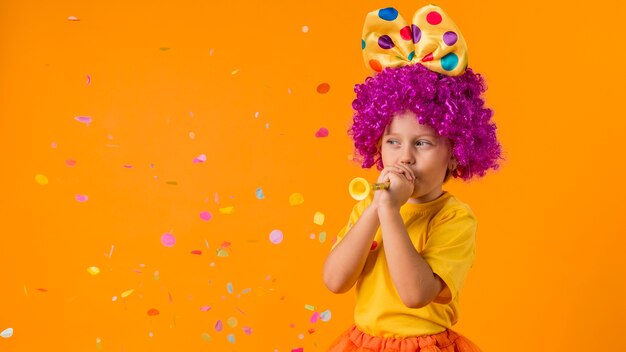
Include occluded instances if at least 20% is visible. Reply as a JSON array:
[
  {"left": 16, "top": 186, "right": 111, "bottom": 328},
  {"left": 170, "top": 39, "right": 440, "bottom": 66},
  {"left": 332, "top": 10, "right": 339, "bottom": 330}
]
[{"left": 327, "top": 325, "right": 481, "bottom": 352}]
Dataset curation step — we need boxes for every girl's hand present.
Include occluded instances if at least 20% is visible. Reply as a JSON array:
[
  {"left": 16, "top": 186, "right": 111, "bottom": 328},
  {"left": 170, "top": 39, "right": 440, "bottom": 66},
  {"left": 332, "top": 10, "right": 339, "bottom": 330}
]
[{"left": 373, "top": 164, "right": 415, "bottom": 210}]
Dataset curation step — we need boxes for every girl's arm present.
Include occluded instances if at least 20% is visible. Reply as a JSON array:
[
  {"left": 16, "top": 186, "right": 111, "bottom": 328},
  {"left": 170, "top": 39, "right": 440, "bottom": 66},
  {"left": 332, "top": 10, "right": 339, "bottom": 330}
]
[
  {"left": 322, "top": 204, "right": 380, "bottom": 293},
  {"left": 378, "top": 205, "right": 443, "bottom": 308}
]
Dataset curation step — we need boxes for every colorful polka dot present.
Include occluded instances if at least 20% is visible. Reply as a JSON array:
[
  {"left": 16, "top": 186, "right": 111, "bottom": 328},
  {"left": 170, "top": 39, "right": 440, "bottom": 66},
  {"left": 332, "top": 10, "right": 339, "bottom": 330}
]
[
  {"left": 408, "top": 51, "right": 415, "bottom": 61},
  {"left": 421, "top": 52, "right": 433, "bottom": 62},
  {"left": 440, "top": 52, "right": 459, "bottom": 71},
  {"left": 369, "top": 60, "right": 383, "bottom": 72},
  {"left": 443, "top": 31, "right": 458, "bottom": 46},
  {"left": 412, "top": 24, "right": 421, "bottom": 44},
  {"left": 400, "top": 26, "right": 412, "bottom": 41},
  {"left": 378, "top": 35, "right": 394, "bottom": 50},
  {"left": 426, "top": 11, "right": 442, "bottom": 25},
  {"left": 378, "top": 7, "right": 399, "bottom": 21},
  {"left": 361, "top": 39, "right": 365, "bottom": 50}
]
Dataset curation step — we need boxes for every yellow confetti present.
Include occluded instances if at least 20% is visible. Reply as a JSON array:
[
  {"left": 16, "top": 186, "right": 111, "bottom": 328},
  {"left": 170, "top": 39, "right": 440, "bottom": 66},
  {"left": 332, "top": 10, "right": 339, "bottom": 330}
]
[
  {"left": 121, "top": 289, "right": 134, "bottom": 298},
  {"left": 313, "top": 211, "right": 325, "bottom": 225},
  {"left": 35, "top": 174, "right": 48, "bottom": 185},
  {"left": 305, "top": 304, "right": 315, "bottom": 311},
  {"left": 289, "top": 193, "right": 304, "bottom": 206},
  {"left": 219, "top": 206, "right": 235, "bottom": 215},
  {"left": 231, "top": 69, "right": 240, "bottom": 75},
  {"left": 87, "top": 266, "right": 100, "bottom": 276},
  {"left": 226, "top": 317, "right": 238, "bottom": 328}
]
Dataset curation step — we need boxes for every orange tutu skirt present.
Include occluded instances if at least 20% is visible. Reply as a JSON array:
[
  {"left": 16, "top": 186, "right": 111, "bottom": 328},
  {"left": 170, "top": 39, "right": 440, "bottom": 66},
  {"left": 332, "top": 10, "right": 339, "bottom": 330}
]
[{"left": 327, "top": 325, "right": 482, "bottom": 352}]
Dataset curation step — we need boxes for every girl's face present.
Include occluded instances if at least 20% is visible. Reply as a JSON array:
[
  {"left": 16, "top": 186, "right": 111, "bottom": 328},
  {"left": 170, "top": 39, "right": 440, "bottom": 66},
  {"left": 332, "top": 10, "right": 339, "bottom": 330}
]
[{"left": 380, "top": 111, "right": 454, "bottom": 204}]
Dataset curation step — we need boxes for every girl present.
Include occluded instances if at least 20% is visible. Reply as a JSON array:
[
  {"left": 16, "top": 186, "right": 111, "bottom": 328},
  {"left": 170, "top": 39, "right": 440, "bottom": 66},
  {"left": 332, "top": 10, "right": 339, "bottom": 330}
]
[{"left": 323, "top": 5, "right": 501, "bottom": 351}]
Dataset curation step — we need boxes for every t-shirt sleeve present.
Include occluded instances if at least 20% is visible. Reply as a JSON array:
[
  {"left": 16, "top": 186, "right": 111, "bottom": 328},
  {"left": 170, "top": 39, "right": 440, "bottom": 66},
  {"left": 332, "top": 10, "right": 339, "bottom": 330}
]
[
  {"left": 331, "top": 197, "right": 370, "bottom": 251},
  {"left": 420, "top": 204, "right": 477, "bottom": 303}
]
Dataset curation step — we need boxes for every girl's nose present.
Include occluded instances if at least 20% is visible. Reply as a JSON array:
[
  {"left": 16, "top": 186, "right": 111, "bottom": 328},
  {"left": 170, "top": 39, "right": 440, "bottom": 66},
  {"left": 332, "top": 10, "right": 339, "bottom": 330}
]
[{"left": 399, "top": 148, "right": 415, "bottom": 165}]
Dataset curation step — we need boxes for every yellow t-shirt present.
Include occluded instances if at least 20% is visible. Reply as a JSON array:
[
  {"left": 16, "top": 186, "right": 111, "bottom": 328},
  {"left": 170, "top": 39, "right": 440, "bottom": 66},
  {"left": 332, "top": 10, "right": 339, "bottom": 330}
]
[{"left": 333, "top": 192, "right": 477, "bottom": 338}]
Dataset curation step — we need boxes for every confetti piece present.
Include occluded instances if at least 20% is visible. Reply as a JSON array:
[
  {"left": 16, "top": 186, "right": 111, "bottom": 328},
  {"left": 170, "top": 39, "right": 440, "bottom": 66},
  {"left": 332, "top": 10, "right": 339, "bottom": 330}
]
[
  {"left": 112, "top": 296, "right": 118, "bottom": 301},
  {"left": 209, "top": 48, "right": 214, "bottom": 56},
  {"left": 265, "top": 122, "right": 270, "bottom": 129},
  {"left": 109, "top": 244, "right": 115, "bottom": 259},
  {"left": 308, "top": 328, "right": 316, "bottom": 334},
  {"left": 226, "top": 282, "right": 233, "bottom": 294},
  {"left": 287, "top": 88, "right": 292, "bottom": 94},
  {"left": 1, "top": 328, "right": 13, "bottom": 338},
  {"left": 200, "top": 211, "right": 212, "bottom": 221},
  {"left": 215, "top": 320, "right": 223, "bottom": 332},
  {"left": 96, "top": 337, "right": 101, "bottom": 350},
  {"left": 193, "top": 154, "right": 207, "bottom": 163},
  {"left": 269, "top": 229, "right": 283, "bottom": 245},
  {"left": 304, "top": 304, "right": 315, "bottom": 311},
  {"left": 168, "top": 292, "right": 173, "bottom": 303},
  {"left": 298, "top": 333, "right": 304, "bottom": 339},
  {"left": 319, "top": 231, "right": 327, "bottom": 244},
  {"left": 161, "top": 232, "right": 176, "bottom": 247},
  {"left": 243, "top": 326, "right": 252, "bottom": 335},
  {"left": 254, "top": 111, "right": 259, "bottom": 118},
  {"left": 191, "top": 250, "right": 202, "bottom": 255},
  {"left": 66, "top": 159, "right": 76, "bottom": 167},
  {"left": 189, "top": 132, "right": 195, "bottom": 139},
  {"left": 51, "top": 142, "right": 57, "bottom": 148},
  {"left": 67, "top": 16, "right": 79, "bottom": 21},
  {"left": 166, "top": 181, "right": 178, "bottom": 185},
  {"left": 227, "top": 333, "right": 235, "bottom": 343},
  {"left": 255, "top": 188, "right": 265, "bottom": 199},
  {"left": 74, "top": 116, "right": 92, "bottom": 125},
  {"left": 302, "top": 25, "right": 309, "bottom": 33},
  {"left": 220, "top": 241, "right": 231, "bottom": 248},
  {"left": 309, "top": 233, "right": 316, "bottom": 240},
  {"left": 147, "top": 308, "right": 160, "bottom": 316},
  {"left": 289, "top": 193, "right": 304, "bottom": 206},
  {"left": 35, "top": 174, "right": 48, "bottom": 185},
  {"left": 226, "top": 317, "right": 238, "bottom": 328},
  {"left": 313, "top": 211, "right": 325, "bottom": 225},
  {"left": 86, "top": 75, "right": 91, "bottom": 85},
  {"left": 121, "top": 289, "right": 134, "bottom": 298},
  {"left": 292, "top": 348, "right": 303, "bottom": 352},
  {"left": 315, "top": 127, "right": 329, "bottom": 138},
  {"left": 160, "top": 47, "right": 170, "bottom": 51},
  {"left": 201, "top": 332, "right": 212, "bottom": 342},
  {"left": 75, "top": 194, "right": 88, "bottom": 202},
  {"left": 316, "top": 83, "right": 330, "bottom": 94},
  {"left": 310, "top": 311, "right": 319, "bottom": 323},
  {"left": 219, "top": 206, "right": 234, "bottom": 215},
  {"left": 241, "top": 288, "right": 251, "bottom": 294},
  {"left": 200, "top": 305, "right": 212, "bottom": 312},
  {"left": 37, "top": 288, "right": 48, "bottom": 292},
  {"left": 149, "top": 331, "right": 153, "bottom": 338},
  {"left": 153, "top": 270, "right": 160, "bottom": 281},
  {"left": 122, "top": 164, "right": 133, "bottom": 168},
  {"left": 320, "top": 309, "right": 332, "bottom": 322},
  {"left": 231, "top": 69, "right": 240, "bottom": 75},
  {"left": 87, "top": 266, "right": 100, "bottom": 275},
  {"left": 217, "top": 248, "right": 229, "bottom": 257}
]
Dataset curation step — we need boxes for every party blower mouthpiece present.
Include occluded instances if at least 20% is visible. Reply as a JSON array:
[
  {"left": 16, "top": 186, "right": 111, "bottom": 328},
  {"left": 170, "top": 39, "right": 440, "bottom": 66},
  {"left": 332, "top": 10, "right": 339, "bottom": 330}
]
[{"left": 349, "top": 177, "right": 390, "bottom": 201}]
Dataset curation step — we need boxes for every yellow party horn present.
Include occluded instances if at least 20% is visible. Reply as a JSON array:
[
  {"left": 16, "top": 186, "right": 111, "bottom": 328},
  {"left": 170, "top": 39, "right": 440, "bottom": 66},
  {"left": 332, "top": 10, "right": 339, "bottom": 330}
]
[{"left": 348, "top": 177, "right": 390, "bottom": 201}]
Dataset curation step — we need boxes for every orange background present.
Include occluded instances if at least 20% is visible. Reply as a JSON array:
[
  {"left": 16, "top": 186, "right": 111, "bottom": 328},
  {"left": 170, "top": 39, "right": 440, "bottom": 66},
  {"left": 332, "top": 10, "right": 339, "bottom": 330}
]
[{"left": 1, "top": 0, "right": 625, "bottom": 351}]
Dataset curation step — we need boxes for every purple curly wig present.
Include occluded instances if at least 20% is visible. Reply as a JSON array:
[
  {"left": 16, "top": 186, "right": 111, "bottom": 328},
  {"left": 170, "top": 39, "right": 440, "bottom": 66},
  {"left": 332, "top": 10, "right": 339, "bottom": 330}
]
[{"left": 350, "top": 64, "right": 502, "bottom": 180}]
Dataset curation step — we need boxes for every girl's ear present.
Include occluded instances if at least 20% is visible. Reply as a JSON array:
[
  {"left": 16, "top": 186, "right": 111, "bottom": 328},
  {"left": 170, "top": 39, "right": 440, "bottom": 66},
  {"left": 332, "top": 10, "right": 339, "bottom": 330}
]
[{"left": 448, "top": 157, "right": 458, "bottom": 171}]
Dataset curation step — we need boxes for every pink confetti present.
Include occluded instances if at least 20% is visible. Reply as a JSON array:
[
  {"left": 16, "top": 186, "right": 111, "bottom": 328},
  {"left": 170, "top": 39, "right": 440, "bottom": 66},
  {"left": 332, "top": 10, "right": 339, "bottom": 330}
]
[
  {"left": 200, "top": 305, "right": 212, "bottom": 312},
  {"left": 242, "top": 326, "right": 252, "bottom": 335},
  {"left": 161, "top": 233, "right": 176, "bottom": 247},
  {"left": 74, "top": 116, "right": 92, "bottom": 125},
  {"left": 191, "top": 250, "right": 202, "bottom": 255},
  {"left": 65, "top": 159, "right": 76, "bottom": 167},
  {"left": 220, "top": 242, "right": 231, "bottom": 248},
  {"left": 75, "top": 194, "right": 88, "bottom": 202},
  {"left": 200, "top": 211, "right": 212, "bottom": 221},
  {"left": 215, "top": 320, "right": 223, "bottom": 332},
  {"left": 86, "top": 75, "right": 91, "bottom": 85},
  {"left": 193, "top": 154, "right": 207, "bottom": 163},
  {"left": 147, "top": 308, "right": 159, "bottom": 316},
  {"left": 269, "top": 230, "right": 283, "bottom": 245},
  {"left": 292, "top": 348, "right": 303, "bottom": 352},
  {"left": 315, "top": 128, "right": 329, "bottom": 138},
  {"left": 310, "top": 311, "right": 319, "bottom": 323},
  {"left": 67, "top": 16, "right": 80, "bottom": 21}
]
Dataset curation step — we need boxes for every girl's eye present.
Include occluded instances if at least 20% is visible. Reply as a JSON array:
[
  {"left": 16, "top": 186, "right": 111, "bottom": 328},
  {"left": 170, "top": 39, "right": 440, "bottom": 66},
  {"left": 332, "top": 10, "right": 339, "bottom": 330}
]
[
  {"left": 415, "top": 140, "right": 432, "bottom": 147},
  {"left": 386, "top": 139, "right": 399, "bottom": 145}
]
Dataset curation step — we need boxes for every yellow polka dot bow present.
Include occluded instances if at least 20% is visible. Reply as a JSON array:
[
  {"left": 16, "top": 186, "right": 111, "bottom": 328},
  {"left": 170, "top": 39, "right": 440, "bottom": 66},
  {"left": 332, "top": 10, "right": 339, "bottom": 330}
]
[{"left": 362, "top": 4, "right": 468, "bottom": 76}]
